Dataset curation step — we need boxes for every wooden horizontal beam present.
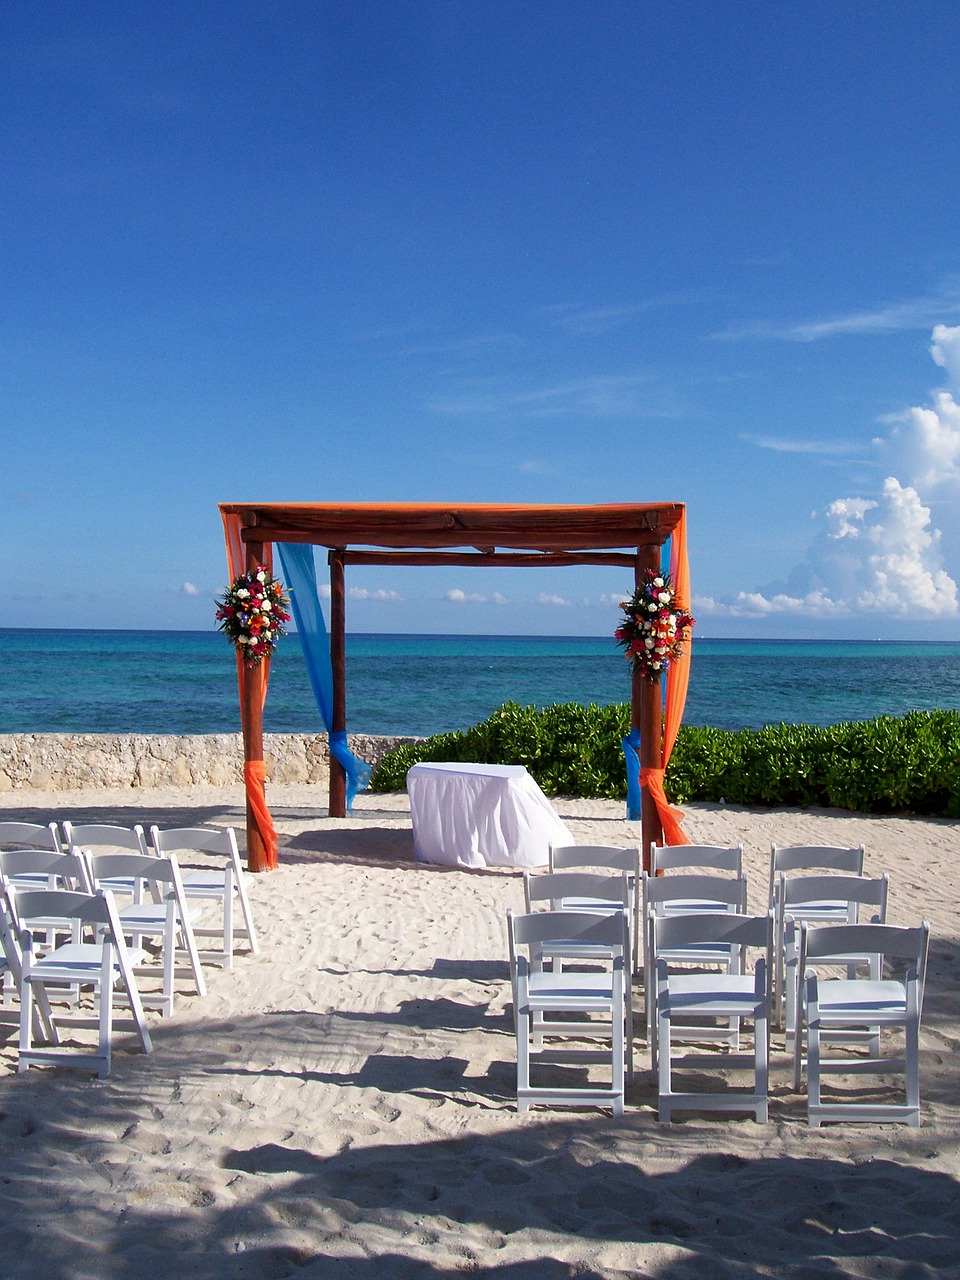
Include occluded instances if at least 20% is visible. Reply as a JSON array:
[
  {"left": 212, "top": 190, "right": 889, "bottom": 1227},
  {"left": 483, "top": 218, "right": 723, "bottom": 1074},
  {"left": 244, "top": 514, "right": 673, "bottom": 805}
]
[
  {"left": 222, "top": 501, "right": 685, "bottom": 552},
  {"left": 336, "top": 550, "right": 638, "bottom": 567}
]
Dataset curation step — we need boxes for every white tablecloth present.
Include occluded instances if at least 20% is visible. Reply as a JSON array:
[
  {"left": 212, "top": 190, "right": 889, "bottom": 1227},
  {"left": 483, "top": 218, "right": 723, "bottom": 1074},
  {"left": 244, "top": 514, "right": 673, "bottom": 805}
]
[{"left": 407, "top": 762, "right": 574, "bottom": 869}]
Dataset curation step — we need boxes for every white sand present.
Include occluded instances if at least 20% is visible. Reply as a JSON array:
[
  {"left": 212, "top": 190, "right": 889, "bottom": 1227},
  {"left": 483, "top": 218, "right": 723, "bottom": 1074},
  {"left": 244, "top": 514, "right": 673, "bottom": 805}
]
[{"left": 0, "top": 783, "right": 958, "bottom": 1278}]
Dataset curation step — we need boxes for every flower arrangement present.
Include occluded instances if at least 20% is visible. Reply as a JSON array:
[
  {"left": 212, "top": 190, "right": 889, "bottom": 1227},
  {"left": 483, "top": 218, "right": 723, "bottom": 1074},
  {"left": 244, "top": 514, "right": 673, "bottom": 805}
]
[
  {"left": 215, "top": 565, "right": 292, "bottom": 667},
  {"left": 615, "top": 569, "right": 695, "bottom": 679}
]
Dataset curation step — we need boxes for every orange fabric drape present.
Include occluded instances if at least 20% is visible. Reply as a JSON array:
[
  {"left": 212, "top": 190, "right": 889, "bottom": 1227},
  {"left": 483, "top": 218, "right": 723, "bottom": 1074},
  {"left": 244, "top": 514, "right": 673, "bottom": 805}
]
[
  {"left": 243, "top": 760, "right": 279, "bottom": 869},
  {"left": 643, "top": 511, "right": 693, "bottom": 845},
  {"left": 221, "top": 511, "right": 278, "bottom": 868}
]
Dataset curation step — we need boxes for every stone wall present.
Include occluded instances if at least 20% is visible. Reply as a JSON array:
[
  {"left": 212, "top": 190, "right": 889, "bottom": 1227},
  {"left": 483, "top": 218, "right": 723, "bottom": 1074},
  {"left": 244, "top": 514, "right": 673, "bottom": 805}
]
[{"left": 0, "top": 733, "right": 416, "bottom": 793}]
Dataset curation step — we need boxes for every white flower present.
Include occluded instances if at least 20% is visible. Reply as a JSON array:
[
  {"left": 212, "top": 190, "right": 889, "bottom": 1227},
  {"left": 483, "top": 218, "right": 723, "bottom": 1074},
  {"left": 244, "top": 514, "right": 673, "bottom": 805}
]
[
  {"left": 648, "top": 603, "right": 657, "bottom": 612},
  {"left": 236, "top": 588, "right": 250, "bottom": 599},
  {"left": 237, "top": 635, "right": 249, "bottom": 644},
  {"left": 645, "top": 638, "right": 654, "bottom": 648},
  {"left": 262, "top": 600, "right": 272, "bottom": 611},
  {"left": 263, "top": 629, "right": 272, "bottom": 641},
  {"left": 658, "top": 591, "right": 670, "bottom": 604},
  {"left": 257, "top": 571, "right": 267, "bottom": 583},
  {"left": 654, "top": 577, "right": 664, "bottom": 587}
]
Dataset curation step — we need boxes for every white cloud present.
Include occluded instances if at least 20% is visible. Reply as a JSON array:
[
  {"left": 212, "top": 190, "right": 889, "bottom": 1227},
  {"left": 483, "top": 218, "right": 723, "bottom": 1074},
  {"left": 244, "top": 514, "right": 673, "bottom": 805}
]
[
  {"left": 890, "top": 325, "right": 960, "bottom": 490},
  {"left": 445, "top": 588, "right": 487, "bottom": 603},
  {"left": 181, "top": 582, "right": 199, "bottom": 596},
  {"left": 348, "top": 587, "right": 401, "bottom": 602},
  {"left": 714, "top": 278, "right": 960, "bottom": 343},
  {"left": 427, "top": 374, "right": 681, "bottom": 420},
  {"left": 705, "top": 327, "right": 960, "bottom": 621},
  {"left": 739, "top": 433, "right": 862, "bottom": 457},
  {"left": 702, "top": 478, "right": 956, "bottom": 618},
  {"left": 538, "top": 591, "right": 572, "bottom": 607},
  {"left": 492, "top": 592, "right": 509, "bottom": 605}
]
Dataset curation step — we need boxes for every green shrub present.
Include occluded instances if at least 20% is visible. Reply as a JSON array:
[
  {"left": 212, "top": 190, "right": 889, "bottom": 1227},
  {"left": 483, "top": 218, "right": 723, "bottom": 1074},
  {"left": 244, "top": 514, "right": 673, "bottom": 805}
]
[{"left": 369, "top": 702, "right": 960, "bottom": 818}]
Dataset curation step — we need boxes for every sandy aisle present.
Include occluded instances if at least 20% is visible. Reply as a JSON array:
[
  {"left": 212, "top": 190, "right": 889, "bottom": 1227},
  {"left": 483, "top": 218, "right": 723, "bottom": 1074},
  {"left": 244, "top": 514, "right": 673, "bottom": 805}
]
[{"left": 0, "top": 784, "right": 958, "bottom": 1279}]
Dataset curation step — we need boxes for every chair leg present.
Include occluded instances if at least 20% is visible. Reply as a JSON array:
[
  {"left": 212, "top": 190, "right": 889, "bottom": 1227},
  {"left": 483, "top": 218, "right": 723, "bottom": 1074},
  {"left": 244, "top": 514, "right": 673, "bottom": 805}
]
[
  {"left": 235, "top": 873, "right": 259, "bottom": 954},
  {"left": 625, "top": 986, "right": 634, "bottom": 1084},
  {"left": 98, "top": 964, "right": 113, "bottom": 1079},
  {"left": 657, "top": 1004, "right": 673, "bottom": 1122},
  {"left": 806, "top": 985, "right": 822, "bottom": 1128},
  {"left": 223, "top": 868, "right": 235, "bottom": 969},
  {"left": 755, "top": 998, "right": 769, "bottom": 1124},
  {"left": 18, "top": 976, "right": 34, "bottom": 1073},
  {"left": 612, "top": 993, "right": 625, "bottom": 1118},
  {"left": 516, "top": 1001, "right": 531, "bottom": 1113}
]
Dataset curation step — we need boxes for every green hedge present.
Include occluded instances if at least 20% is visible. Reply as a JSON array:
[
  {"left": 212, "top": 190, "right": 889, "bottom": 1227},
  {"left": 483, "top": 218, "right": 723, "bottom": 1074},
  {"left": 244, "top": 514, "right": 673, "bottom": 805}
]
[{"left": 369, "top": 702, "right": 960, "bottom": 818}]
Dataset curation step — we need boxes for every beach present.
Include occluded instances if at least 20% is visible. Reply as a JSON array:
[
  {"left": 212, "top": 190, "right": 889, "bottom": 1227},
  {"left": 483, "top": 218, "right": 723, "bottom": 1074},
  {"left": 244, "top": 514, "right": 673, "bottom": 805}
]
[{"left": 1, "top": 781, "right": 958, "bottom": 1278}]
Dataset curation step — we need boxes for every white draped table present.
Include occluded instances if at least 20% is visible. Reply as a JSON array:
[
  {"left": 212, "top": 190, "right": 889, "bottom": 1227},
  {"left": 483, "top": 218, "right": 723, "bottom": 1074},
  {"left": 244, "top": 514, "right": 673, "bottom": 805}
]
[{"left": 407, "top": 762, "right": 574, "bottom": 869}]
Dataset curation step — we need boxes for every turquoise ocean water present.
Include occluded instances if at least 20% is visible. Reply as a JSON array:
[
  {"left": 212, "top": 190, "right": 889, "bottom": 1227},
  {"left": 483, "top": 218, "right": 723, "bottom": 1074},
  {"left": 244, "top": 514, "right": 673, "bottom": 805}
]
[{"left": 1, "top": 630, "right": 958, "bottom": 738}]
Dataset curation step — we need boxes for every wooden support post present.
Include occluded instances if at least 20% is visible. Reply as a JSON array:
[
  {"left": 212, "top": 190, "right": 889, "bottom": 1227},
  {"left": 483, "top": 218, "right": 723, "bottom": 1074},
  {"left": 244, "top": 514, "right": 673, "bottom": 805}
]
[
  {"left": 242, "top": 539, "right": 270, "bottom": 872},
  {"left": 634, "top": 546, "right": 664, "bottom": 871},
  {"left": 328, "top": 549, "right": 347, "bottom": 818}
]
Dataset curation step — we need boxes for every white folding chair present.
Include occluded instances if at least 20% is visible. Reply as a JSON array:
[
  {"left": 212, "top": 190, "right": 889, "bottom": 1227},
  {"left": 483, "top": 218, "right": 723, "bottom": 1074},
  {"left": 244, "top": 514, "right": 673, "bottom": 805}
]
[
  {"left": 507, "top": 908, "right": 628, "bottom": 1116},
  {"left": 12, "top": 888, "right": 153, "bottom": 1077},
  {"left": 768, "top": 844, "right": 865, "bottom": 913},
  {"left": 0, "top": 849, "right": 95, "bottom": 953},
  {"left": 643, "top": 871, "right": 748, "bottom": 1057},
  {"left": 149, "top": 827, "right": 258, "bottom": 968},
  {"left": 86, "top": 852, "right": 206, "bottom": 1016},
  {"left": 0, "top": 885, "right": 57, "bottom": 1043},
  {"left": 0, "top": 822, "right": 63, "bottom": 887},
  {"left": 780, "top": 872, "right": 889, "bottom": 1045},
  {"left": 62, "top": 823, "right": 152, "bottom": 896},
  {"left": 523, "top": 869, "right": 634, "bottom": 1076},
  {"left": 548, "top": 844, "right": 641, "bottom": 971},
  {"left": 654, "top": 911, "right": 773, "bottom": 1123},
  {"left": 793, "top": 920, "right": 930, "bottom": 1127}
]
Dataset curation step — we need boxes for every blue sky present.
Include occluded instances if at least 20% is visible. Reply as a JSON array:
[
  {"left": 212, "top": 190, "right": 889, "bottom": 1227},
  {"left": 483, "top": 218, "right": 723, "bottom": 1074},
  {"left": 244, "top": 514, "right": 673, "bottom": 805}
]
[{"left": 4, "top": 1, "right": 960, "bottom": 639}]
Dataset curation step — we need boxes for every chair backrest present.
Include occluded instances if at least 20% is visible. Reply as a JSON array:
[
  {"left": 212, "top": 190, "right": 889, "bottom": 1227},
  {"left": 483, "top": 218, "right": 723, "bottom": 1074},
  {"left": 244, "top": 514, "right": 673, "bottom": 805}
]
[
  {"left": 0, "top": 822, "right": 61, "bottom": 852},
  {"left": 651, "top": 843, "right": 743, "bottom": 875},
  {"left": 149, "top": 825, "right": 240, "bottom": 860},
  {"left": 11, "top": 887, "right": 141, "bottom": 996},
  {"left": 643, "top": 871, "right": 748, "bottom": 914},
  {"left": 523, "top": 870, "right": 629, "bottom": 914},
  {"left": 769, "top": 844, "right": 865, "bottom": 907},
  {"left": 654, "top": 909, "right": 773, "bottom": 957},
  {"left": 780, "top": 872, "right": 888, "bottom": 923},
  {"left": 87, "top": 852, "right": 181, "bottom": 899},
  {"left": 0, "top": 848, "right": 93, "bottom": 893},
  {"left": 0, "top": 886, "right": 24, "bottom": 977},
  {"left": 508, "top": 907, "right": 627, "bottom": 956},
  {"left": 548, "top": 844, "right": 639, "bottom": 875},
  {"left": 62, "top": 823, "right": 150, "bottom": 857},
  {"left": 799, "top": 920, "right": 930, "bottom": 1000}
]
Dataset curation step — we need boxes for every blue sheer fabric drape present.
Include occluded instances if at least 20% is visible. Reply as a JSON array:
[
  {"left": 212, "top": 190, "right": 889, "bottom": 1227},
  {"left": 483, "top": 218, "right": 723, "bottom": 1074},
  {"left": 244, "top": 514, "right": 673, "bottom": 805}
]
[
  {"left": 622, "top": 727, "right": 642, "bottom": 820},
  {"left": 276, "top": 543, "right": 371, "bottom": 812}
]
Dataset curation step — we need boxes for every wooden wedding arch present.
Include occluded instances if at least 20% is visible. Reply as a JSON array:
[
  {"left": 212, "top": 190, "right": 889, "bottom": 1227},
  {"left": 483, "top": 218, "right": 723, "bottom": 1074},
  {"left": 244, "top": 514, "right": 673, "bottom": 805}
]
[{"left": 219, "top": 501, "right": 687, "bottom": 871}]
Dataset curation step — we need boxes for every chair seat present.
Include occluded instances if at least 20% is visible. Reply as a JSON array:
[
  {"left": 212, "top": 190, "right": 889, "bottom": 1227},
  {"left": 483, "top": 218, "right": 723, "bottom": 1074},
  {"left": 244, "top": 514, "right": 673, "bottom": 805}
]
[
  {"left": 118, "top": 901, "right": 201, "bottom": 930},
  {"left": 526, "top": 972, "right": 618, "bottom": 1011},
  {"left": 658, "top": 942, "right": 736, "bottom": 965},
  {"left": 181, "top": 870, "right": 247, "bottom": 894},
  {"left": 661, "top": 899, "right": 733, "bottom": 914},
  {"left": 814, "top": 978, "right": 908, "bottom": 1020},
  {"left": 559, "top": 896, "right": 628, "bottom": 912},
  {"left": 785, "top": 902, "right": 853, "bottom": 920},
  {"left": 665, "top": 973, "right": 759, "bottom": 1016},
  {"left": 28, "top": 942, "right": 147, "bottom": 984}
]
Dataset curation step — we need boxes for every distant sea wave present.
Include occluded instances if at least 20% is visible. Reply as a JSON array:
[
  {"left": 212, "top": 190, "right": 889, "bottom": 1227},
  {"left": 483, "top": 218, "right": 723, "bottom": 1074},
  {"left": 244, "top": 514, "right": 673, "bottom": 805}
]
[{"left": 1, "top": 630, "right": 958, "bottom": 738}]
